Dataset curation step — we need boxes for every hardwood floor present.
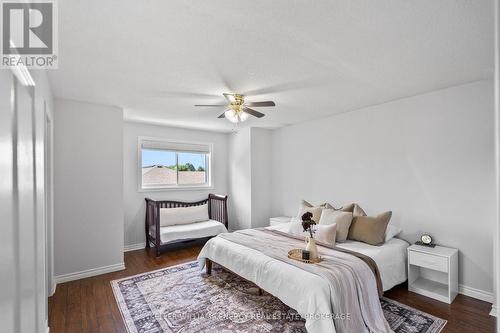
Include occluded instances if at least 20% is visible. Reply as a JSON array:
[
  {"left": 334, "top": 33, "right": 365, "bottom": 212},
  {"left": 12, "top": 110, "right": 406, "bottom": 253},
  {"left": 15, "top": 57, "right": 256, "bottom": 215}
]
[{"left": 49, "top": 243, "right": 496, "bottom": 333}]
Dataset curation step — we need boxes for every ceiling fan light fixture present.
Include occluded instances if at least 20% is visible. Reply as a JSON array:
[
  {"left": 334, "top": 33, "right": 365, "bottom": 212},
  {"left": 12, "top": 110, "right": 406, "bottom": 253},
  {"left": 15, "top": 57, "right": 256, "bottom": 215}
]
[
  {"left": 224, "top": 109, "right": 238, "bottom": 123},
  {"left": 239, "top": 111, "right": 249, "bottom": 122},
  {"left": 224, "top": 109, "right": 248, "bottom": 123}
]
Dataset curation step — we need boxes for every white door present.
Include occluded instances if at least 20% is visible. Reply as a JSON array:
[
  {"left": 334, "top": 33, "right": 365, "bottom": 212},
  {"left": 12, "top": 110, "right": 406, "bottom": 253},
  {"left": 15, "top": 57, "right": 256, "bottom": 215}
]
[
  {"left": 0, "top": 69, "right": 47, "bottom": 332},
  {"left": 0, "top": 64, "right": 16, "bottom": 333}
]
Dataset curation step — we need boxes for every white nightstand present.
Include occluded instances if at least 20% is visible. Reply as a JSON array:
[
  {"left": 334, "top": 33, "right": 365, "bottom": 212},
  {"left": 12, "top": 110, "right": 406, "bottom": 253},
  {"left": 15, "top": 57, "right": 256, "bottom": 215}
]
[
  {"left": 269, "top": 216, "right": 292, "bottom": 226},
  {"left": 407, "top": 244, "right": 458, "bottom": 304}
]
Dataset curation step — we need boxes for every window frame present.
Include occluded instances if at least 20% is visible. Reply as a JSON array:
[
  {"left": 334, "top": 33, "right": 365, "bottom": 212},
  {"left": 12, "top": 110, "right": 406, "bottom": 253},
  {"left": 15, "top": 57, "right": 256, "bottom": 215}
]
[{"left": 137, "top": 136, "right": 213, "bottom": 192}]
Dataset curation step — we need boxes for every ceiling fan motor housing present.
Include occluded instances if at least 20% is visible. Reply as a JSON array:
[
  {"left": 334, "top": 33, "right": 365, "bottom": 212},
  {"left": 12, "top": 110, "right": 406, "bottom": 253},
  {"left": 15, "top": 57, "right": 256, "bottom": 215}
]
[{"left": 230, "top": 94, "right": 245, "bottom": 113}]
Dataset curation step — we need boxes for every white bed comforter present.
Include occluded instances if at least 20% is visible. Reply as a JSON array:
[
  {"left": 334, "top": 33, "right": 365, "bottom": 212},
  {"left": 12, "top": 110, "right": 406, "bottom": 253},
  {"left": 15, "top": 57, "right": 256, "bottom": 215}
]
[
  {"left": 269, "top": 223, "right": 409, "bottom": 291},
  {"left": 197, "top": 225, "right": 409, "bottom": 333}
]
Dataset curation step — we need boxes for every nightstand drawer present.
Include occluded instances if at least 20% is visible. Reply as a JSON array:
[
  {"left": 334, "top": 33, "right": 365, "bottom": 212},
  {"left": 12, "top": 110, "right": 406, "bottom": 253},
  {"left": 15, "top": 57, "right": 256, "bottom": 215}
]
[{"left": 409, "top": 251, "right": 448, "bottom": 273}]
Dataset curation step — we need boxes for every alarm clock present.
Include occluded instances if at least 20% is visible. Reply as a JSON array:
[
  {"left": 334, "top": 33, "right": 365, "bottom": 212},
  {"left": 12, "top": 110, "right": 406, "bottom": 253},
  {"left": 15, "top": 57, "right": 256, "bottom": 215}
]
[
  {"left": 421, "top": 234, "right": 432, "bottom": 245},
  {"left": 415, "top": 233, "right": 435, "bottom": 247}
]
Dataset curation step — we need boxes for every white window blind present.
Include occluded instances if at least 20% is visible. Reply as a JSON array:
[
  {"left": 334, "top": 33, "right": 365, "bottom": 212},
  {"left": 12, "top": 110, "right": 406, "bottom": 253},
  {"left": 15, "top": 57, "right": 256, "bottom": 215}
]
[{"left": 141, "top": 140, "right": 210, "bottom": 154}]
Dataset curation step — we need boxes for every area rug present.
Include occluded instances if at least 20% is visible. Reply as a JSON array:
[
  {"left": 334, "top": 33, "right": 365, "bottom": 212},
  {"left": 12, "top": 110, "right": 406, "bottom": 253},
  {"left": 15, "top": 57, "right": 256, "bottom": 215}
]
[{"left": 111, "top": 261, "right": 446, "bottom": 333}]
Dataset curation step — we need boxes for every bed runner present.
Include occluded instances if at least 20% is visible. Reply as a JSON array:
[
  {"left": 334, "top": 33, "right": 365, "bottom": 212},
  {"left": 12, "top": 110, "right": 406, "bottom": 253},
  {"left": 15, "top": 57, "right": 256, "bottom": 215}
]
[{"left": 218, "top": 228, "right": 393, "bottom": 333}]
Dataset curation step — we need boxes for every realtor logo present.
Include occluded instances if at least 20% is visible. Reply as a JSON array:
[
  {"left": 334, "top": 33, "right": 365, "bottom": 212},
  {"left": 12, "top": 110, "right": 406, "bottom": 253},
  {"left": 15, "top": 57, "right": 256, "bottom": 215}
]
[{"left": 1, "top": 0, "right": 57, "bottom": 68}]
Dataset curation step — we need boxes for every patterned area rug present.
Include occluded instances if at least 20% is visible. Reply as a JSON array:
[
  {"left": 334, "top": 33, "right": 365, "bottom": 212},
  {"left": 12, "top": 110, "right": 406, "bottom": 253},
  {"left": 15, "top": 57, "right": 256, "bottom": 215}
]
[{"left": 111, "top": 261, "right": 446, "bottom": 333}]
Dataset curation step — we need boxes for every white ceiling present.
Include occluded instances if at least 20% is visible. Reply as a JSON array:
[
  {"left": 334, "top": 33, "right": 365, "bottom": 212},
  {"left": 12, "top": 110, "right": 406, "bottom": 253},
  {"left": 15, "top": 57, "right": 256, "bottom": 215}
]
[{"left": 49, "top": 0, "right": 494, "bottom": 132}]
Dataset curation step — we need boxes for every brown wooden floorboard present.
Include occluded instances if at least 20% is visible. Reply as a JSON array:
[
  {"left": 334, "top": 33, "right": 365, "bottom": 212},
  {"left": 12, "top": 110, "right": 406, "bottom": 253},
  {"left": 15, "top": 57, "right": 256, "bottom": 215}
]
[{"left": 49, "top": 243, "right": 495, "bottom": 333}]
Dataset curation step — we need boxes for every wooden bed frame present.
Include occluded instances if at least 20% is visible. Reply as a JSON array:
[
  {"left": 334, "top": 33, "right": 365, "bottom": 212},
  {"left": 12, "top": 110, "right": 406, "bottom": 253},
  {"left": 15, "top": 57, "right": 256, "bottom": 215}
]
[
  {"left": 205, "top": 258, "right": 264, "bottom": 296},
  {"left": 145, "top": 194, "right": 228, "bottom": 257}
]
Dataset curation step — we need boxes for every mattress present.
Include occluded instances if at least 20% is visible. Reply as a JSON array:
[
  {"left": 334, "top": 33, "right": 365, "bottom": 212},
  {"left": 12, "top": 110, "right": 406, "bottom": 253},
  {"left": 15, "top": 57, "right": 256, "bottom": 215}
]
[
  {"left": 158, "top": 219, "right": 227, "bottom": 244},
  {"left": 336, "top": 239, "right": 408, "bottom": 291}
]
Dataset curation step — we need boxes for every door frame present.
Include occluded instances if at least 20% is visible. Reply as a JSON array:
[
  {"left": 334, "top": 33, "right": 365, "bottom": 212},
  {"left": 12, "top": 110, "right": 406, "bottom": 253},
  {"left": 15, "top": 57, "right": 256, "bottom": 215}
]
[{"left": 44, "top": 102, "right": 55, "bottom": 297}]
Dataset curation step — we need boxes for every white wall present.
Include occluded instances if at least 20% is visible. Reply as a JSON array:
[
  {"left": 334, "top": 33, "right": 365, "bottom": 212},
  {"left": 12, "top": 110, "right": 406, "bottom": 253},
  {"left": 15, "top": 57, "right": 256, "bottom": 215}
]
[
  {"left": 123, "top": 122, "right": 229, "bottom": 247},
  {"left": 272, "top": 80, "right": 495, "bottom": 294},
  {"left": 228, "top": 128, "right": 252, "bottom": 230},
  {"left": 227, "top": 128, "right": 273, "bottom": 230},
  {"left": 54, "top": 99, "right": 124, "bottom": 278},
  {"left": 251, "top": 128, "right": 272, "bottom": 228}
]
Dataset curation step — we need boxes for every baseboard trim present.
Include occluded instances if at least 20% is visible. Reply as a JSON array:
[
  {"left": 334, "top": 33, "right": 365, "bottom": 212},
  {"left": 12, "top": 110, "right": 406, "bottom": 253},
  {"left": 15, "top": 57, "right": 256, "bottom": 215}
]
[
  {"left": 49, "top": 280, "right": 57, "bottom": 297},
  {"left": 458, "top": 284, "right": 494, "bottom": 303},
  {"left": 55, "top": 262, "right": 125, "bottom": 284},
  {"left": 124, "top": 242, "right": 146, "bottom": 252},
  {"left": 489, "top": 305, "right": 497, "bottom": 317}
]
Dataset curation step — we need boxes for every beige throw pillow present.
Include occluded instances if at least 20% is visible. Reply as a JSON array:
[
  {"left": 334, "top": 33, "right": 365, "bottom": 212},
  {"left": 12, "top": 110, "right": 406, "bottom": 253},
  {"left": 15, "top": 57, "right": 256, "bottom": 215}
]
[
  {"left": 318, "top": 209, "right": 353, "bottom": 242},
  {"left": 323, "top": 203, "right": 336, "bottom": 210},
  {"left": 287, "top": 221, "right": 337, "bottom": 247},
  {"left": 296, "top": 200, "right": 323, "bottom": 223},
  {"left": 347, "top": 211, "right": 392, "bottom": 245},
  {"left": 340, "top": 203, "right": 367, "bottom": 217},
  {"left": 301, "top": 199, "right": 314, "bottom": 207}
]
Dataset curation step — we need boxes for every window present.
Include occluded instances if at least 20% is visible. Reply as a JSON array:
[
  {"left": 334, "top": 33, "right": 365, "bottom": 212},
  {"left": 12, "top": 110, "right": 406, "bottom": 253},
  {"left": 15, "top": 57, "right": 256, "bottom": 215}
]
[{"left": 139, "top": 138, "right": 211, "bottom": 190}]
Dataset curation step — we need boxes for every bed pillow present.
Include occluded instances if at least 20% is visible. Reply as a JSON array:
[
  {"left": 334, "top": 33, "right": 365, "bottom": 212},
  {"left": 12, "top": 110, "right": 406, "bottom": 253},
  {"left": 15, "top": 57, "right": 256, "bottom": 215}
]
[
  {"left": 318, "top": 209, "right": 353, "bottom": 242},
  {"left": 384, "top": 224, "right": 402, "bottom": 242},
  {"left": 287, "top": 221, "right": 337, "bottom": 247},
  {"left": 160, "top": 204, "right": 209, "bottom": 227},
  {"left": 295, "top": 200, "right": 323, "bottom": 223},
  {"left": 315, "top": 223, "right": 337, "bottom": 246},
  {"left": 347, "top": 211, "right": 392, "bottom": 245}
]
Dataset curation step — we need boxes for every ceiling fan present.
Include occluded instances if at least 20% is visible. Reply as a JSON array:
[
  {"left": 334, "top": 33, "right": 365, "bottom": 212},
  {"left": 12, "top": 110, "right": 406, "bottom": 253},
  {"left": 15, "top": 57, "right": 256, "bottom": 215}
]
[{"left": 195, "top": 93, "right": 276, "bottom": 123}]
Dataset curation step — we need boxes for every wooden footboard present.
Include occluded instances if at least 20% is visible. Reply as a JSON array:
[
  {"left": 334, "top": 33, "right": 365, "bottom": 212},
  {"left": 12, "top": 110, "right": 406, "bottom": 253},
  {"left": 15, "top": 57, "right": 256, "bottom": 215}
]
[{"left": 204, "top": 258, "right": 263, "bottom": 296}]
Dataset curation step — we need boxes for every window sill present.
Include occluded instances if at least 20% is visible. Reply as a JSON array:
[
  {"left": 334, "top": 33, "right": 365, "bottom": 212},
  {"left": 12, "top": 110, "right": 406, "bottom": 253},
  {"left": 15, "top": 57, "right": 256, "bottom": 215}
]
[{"left": 138, "top": 186, "right": 214, "bottom": 193}]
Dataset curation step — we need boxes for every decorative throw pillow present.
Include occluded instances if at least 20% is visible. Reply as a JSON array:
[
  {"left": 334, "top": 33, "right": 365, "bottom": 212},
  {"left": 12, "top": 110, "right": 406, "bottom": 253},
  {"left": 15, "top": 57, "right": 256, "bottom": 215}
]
[
  {"left": 384, "top": 224, "right": 402, "bottom": 242},
  {"left": 160, "top": 204, "right": 209, "bottom": 227},
  {"left": 340, "top": 203, "right": 367, "bottom": 217},
  {"left": 315, "top": 223, "right": 337, "bottom": 246},
  {"left": 323, "top": 203, "right": 337, "bottom": 210},
  {"left": 295, "top": 200, "right": 323, "bottom": 223},
  {"left": 287, "top": 221, "right": 337, "bottom": 247},
  {"left": 301, "top": 199, "right": 314, "bottom": 207},
  {"left": 347, "top": 211, "right": 392, "bottom": 245},
  {"left": 318, "top": 209, "right": 353, "bottom": 242}
]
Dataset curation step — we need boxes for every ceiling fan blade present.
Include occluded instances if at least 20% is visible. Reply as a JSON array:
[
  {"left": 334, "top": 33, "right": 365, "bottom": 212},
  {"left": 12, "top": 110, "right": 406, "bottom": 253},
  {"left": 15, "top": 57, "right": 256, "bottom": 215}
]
[
  {"left": 194, "top": 104, "right": 227, "bottom": 107},
  {"left": 243, "top": 107, "right": 265, "bottom": 118},
  {"left": 151, "top": 90, "right": 220, "bottom": 99},
  {"left": 223, "top": 93, "right": 235, "bottom": 103},
  {"left": 245, "top": 101, "right": 276, "bottom": 107}
]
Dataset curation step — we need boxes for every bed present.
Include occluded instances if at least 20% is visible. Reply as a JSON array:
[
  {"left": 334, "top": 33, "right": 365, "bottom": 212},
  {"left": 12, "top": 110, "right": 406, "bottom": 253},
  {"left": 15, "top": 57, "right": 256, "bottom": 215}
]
[{"left": 197, "top": 223, "right": 409, "bottom": 333}]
